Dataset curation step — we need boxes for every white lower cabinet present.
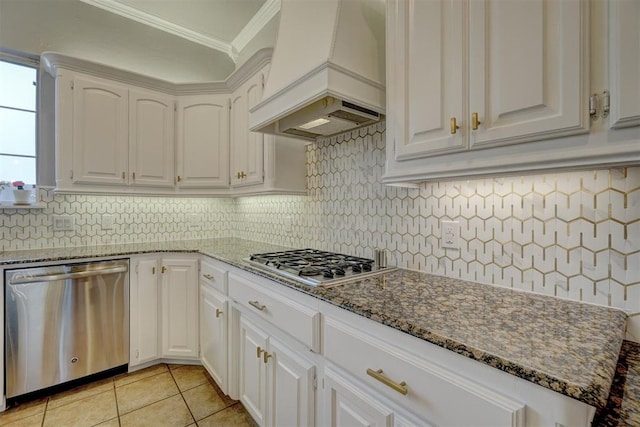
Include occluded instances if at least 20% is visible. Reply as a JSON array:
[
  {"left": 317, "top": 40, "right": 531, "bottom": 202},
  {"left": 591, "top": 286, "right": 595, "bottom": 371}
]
[
  {"left": 237, "top": 314, "right": 316, "bottom": 427},
  {"left": 130, "top": 254, "right": 199, "bottom": 365},
  {"left": 200, "top": 284, "right": 228, "bottom": 391},
  {"left": 129, "top": 255, "right": 161, "bottom": 367},
  {"left": 161, "top": 257, "right": 199, "bottom": 359},
  {"left": 229, "top": 271, "right": 319, "bottom": 427}
]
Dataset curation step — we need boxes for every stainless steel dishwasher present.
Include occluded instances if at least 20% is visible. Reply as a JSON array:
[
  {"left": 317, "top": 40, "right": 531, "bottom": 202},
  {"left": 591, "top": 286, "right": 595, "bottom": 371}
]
[{"left": 5, "top": 259, "right": 129, "bottom": 399}]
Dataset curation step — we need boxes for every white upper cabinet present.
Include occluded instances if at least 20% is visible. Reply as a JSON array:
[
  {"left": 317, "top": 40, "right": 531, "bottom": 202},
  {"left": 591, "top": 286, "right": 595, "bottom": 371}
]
[
  {"left": 129, "top": 89, "right": 175, "bottom": 187},
  {"left": 384, "top": 0, "right": 612, "bottom": 182},
  {"left": 388, "top": 0, "right": 588, "bottom": 162},
  {"left": 176, "top": 95, "right": 230, "bottom": 189},
  {"left": 389, "top": 0, "right": 466, "bottom": 160},
  {"left": 467, "top": 0, "right": 588, "bottom": 148},
  {"left": 69, "top": 75, "right": 175, "bottom": 188},
  {"left": 71, "top": 75, "right": 129, "bottom": 185},
  {"left": 609, "top": 0, "right": 640, "bottom": 128},
  {"left": 230, "top": 67, "right": 265, "bottom": 188}
]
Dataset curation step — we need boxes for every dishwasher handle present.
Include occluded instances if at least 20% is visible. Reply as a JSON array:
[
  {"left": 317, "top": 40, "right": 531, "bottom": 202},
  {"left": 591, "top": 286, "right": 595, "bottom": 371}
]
[{"left": 9, "top": 265, "right": 128, "bottom": 285}]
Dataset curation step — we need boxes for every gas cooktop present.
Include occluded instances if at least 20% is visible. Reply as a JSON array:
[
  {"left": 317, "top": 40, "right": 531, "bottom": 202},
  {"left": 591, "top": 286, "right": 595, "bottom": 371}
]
[{"left": 245, "top": 248, "right": 395, "bottom": 287}]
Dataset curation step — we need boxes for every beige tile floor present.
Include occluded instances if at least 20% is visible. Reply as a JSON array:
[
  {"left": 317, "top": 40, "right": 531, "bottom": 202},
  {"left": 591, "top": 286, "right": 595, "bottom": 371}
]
[{"left": 0, "top": 364, "right": 257, "bottom": 427}]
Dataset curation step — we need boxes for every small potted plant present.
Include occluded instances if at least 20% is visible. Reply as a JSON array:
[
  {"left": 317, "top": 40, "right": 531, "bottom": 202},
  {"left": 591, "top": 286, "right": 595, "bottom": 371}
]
[{"left": 12, "top": 181, "right": 32, "bottom": 204}]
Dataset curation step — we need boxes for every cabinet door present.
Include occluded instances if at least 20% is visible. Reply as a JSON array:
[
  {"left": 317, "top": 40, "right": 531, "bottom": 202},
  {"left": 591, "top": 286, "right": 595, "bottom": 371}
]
[
  {"left": 323, "top": 367, "right": 394, "bottom": 427},
  {"left": 230, "top": 69, "right": 265, "bottom": 187},
  {"left": 609, "top": 0, "right": 640, "bottom": 128},
  {"left": 239, "top": 315, "right": 268, "bottom": 426},
  {"left": 129, "top": 89, "right": 175, "bottom": 187},
  {"left": 200, "top": 285, "right": 228, "bottom": 393},
  {"left": 130, "top": 257, "right": 160, "bottom": 366},
  {"left": 387, "top": 0, "right": 465, "bottom": 161},
  {"left": 468, "top": 0, "right": 589, "bottom": 148},
  {"left": 72, "top": 76, "right": 128, "bottom": 185},
  {"left": 176, "top": 95, "right": 230, "bottom": 189},
  {"left": 267, "top": 337, "right": 315, "bottom": 427},
  {"left": 161, "top": 257, "right": 199, "bottom": 358}
]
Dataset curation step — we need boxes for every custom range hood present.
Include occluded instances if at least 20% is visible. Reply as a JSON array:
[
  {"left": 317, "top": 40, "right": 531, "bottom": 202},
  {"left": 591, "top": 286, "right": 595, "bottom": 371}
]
[{"left": 249, "top": 0, "right": 385, "bottom": 141}]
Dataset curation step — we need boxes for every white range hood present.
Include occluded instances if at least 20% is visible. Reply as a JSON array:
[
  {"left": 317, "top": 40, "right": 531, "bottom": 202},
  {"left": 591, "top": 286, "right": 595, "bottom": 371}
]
[{"left": 249, "top": 0, "right": 386, "bottom": 141}]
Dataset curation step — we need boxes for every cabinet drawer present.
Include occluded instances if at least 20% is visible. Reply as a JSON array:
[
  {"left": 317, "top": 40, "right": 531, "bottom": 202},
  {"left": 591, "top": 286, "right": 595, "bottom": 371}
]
[
  {"left": 200, "top": 259, "right": 228, "bottom": 294},
  {"left": 324, "top": 316, "right": 525, "bottom": 427},
  {"left": 229, "top": 273, "right": 320, "bottom": 352}
]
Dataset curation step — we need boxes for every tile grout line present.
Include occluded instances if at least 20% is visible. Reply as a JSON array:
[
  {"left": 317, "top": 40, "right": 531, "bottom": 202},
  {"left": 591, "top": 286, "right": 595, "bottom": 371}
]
[{"left": 168, "top": 364, "right": 198, "bottom": 426}]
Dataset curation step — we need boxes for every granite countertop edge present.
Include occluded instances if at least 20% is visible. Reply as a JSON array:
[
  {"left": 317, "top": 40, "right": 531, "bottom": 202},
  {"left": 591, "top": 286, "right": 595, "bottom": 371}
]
[{"left": 0, "top": 238, "right": 627, "bottom": 409}]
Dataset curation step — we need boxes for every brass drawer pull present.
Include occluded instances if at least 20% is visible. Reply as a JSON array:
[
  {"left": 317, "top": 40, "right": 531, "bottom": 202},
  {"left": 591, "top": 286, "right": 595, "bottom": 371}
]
[
  {"left": 249, "top": 300, "right": 266, "bottom": 311},
  {"left": 215, "top": 308, "right": 223, "bottom": 318},
  {"left": 450, "top": 117, "right": 459, "bottom": 134},
  {"left": 471, "top": 112, "right": 481, "bottom": 130},
  {"left": 203, "top": 274, "right": 214, "bottom": 280},
  {"left": 257, "top": 346, "right": 265, "bottom": 359},
  {"left": 366, "top": 368, "right": 408, "bottom": 395},
  {"left": 263, "top": 351, "right": 272, "bottom": 364}
]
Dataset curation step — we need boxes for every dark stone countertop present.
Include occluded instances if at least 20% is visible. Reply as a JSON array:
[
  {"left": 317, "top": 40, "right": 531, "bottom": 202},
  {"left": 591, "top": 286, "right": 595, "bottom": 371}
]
[{"left": 0, "top": 238, "right": 630, "bottom": 412}]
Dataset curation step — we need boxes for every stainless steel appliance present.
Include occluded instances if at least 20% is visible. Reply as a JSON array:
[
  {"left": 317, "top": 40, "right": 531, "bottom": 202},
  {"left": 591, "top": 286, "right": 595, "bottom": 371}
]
[
  {"left": 5, "top": 259, "right": 129, "bottom": 399},
  {"left": 246, "top": 249, "right": 395, "bottom": 287}
]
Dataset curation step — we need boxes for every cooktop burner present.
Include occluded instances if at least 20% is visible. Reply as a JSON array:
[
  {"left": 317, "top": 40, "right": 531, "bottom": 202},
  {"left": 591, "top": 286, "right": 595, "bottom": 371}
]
[{"left": 245, "top": 249, "right": 394, "bottom": 287}]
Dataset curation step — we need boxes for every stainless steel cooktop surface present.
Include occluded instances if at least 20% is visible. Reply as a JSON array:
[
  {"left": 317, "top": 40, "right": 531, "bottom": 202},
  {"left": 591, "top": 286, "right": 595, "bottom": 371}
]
[{"left": 245, "top": 248, "right": 395, "bottom": 287}]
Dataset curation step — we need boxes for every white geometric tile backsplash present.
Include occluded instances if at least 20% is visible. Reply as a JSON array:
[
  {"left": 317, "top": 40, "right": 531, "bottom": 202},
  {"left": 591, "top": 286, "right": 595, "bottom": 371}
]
[{"left": 1, "top": 122, "right": 639, "bottom": 339}]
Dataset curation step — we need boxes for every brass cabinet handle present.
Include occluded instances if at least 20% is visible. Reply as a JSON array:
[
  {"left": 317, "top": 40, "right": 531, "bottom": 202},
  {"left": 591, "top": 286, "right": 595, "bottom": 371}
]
[
  {"left": 257, "top": 346, "right": 265, "bottom": 359},
  {"left": 132, "top": 172, "right": 136, "bottom": 180},
  {"left": 263, "top": 352, "right": 272, "bottom": 364},
  {"left": 248, "top": 300, "right": 266, "bottom": 311},
  {"left": 203, "top": 274, "right": 214, "bottom": 280},
  {"left": 237, "top": 172, "right": 242, "bottom": 179},
  {"left": 241, "top": 171, "right": 247, "bottom": 178},
  {"left": 122, "top": 171, "right": 126, "bottom": 179},
  {"left": 176, "top": 175, "right": 182, "bottom": 183},
  {"left": 161, "top": 266, "right": 167, "bottom": 274},
  {"left": 215, "top": 308, "right": 223, "bottom": 318},
  {"left": 450, "top": 117, "right": 459, "bottom": 134},
  {"left": 471, "top": 112, "right": 481, "bottom": 130},
  {"left": 366, "top": 368, "right": 408, "bottom": 395},
  {"left": 152, "top": 267, "right": 156, "bottom": 274}
]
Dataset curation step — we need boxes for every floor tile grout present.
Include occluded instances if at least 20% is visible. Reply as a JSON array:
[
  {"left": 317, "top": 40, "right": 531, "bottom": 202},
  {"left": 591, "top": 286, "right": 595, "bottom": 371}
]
[{"left": 0, "top": 364, "right": 253, "bottom": 427}]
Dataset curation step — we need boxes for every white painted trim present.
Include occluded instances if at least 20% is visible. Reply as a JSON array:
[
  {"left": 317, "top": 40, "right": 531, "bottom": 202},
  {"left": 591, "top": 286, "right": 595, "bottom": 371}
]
[
  {"left": 231, "top": 0, "right": 281, "bottom": 57},
  {"left": 78, "top": 0, "right": 234, "bottom": 58}
]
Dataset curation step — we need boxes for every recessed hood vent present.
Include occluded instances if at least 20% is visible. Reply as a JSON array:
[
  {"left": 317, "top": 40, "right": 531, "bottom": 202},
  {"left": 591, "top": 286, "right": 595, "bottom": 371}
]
[{"left": 250, "top": 0, "right": 385, "bottom": 141}]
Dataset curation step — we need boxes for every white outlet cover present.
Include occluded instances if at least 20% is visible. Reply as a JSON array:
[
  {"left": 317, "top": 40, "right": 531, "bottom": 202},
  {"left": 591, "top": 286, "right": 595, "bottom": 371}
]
[
  {"left": 53, "top": 215, "right": 75, "bottom": 231},
  {"left": 102, "top": 214, "right": 115, "bottom": 230},
  {"left": 441, "top": 220, "right": 460, "bottom": 249}
]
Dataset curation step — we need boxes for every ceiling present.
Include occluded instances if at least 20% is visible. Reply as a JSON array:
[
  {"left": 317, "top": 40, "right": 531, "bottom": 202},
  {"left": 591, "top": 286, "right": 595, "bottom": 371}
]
[
  {"left": 79, "top": 0, "right": 279, "bottom": 62},
  {"left": 0, "top": 0, "right": 281, "bottom": 82}
]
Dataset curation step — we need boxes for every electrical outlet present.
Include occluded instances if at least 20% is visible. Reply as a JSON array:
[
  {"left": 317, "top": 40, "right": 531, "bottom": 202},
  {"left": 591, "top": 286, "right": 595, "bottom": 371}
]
[
  {"left": 53, "top": 215, "right": 75, "bottom": 231},
  {"left": 441, "top": 220, "right": 459, "bottom": 249},
  {"left": 102, "top": 214, "right": 115, "bottom": 230},
  {"left": 188, "top": 213, "right": 202, "bottom": 230}
]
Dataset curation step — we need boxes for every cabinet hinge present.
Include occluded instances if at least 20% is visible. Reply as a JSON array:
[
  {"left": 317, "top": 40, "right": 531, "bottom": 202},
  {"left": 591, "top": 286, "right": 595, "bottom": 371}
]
[
  {"left": 70, "top": 169, "right": 74, "bottom": 179},
  {"left": 174, "top": 101, "right": 177, "bottom": 112},
  {"left": 602, "top": 90, "right": 610, "bottom": 118},
  {"left": 135, "top": 262, "right": 139, "bottom": 274},
  {"left": 261, "top": 73, "right": 265, "bottom": 89},
  {"left": 228, "top": 98, "right": 232, "bottom": 110},
  {"left": 136, "top": 349, "right": 139, "bottom": 359},
  {"left": 313, "top": 374, "right": 317, "bottom": 390},
  {"left": 70, "top": 81, "right": 74, "bottom": 90}
]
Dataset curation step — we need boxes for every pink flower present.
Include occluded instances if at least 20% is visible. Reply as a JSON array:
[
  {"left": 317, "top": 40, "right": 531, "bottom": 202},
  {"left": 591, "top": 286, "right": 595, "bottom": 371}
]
[{"left": 12, "top": 181, "right": 25, "bottom": 190}]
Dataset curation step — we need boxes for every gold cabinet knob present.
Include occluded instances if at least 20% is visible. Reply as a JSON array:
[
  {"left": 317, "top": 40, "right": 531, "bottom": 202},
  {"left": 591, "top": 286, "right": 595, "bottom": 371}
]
[
  {"left": 450, "top": 117, "right": 460, "bottom": 134},
  {"left": 472, "top": 112, "right": 481, "bottom": 130},
  {"left": 257, "top": 346, "right": 265, "bottom": 359},
  {"left": 176, "top": 175, "right": 182, "bottom": 183},
  {"left": 215, "top": 308, "right": 223, "bottom": 318},
  {"left": 263, "top": 352, "right": 272, "bottom": 364},
  {"left": 161, "top": 266, "right": 167, "bottom": 274}
]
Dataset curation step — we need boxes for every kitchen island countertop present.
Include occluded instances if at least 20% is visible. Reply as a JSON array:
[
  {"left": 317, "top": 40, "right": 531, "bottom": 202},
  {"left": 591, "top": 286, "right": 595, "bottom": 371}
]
[{"left": 0, "top": 238, "right": 629, "bottom": 412}]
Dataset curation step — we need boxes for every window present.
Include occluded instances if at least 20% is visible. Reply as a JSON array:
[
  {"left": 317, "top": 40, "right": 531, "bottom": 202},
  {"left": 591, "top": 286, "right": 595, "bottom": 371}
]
[{"left": 0, "top": 59, "right": 37, "bottom": 184}]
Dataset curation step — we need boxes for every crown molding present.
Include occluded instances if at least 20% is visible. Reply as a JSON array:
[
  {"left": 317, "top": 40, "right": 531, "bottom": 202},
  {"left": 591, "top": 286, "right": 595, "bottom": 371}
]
[
  {"left": 231, "top": 0, "right": 281, "bottom": 58},
  {"left": 79, "top": 0, "right": 234, "bottom": 58}
]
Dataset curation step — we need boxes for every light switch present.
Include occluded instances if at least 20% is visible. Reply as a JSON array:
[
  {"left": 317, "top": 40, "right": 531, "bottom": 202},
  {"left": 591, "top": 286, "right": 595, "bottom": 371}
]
[{"left": 102, "top": 214, "right": 115, "bottom": 230}]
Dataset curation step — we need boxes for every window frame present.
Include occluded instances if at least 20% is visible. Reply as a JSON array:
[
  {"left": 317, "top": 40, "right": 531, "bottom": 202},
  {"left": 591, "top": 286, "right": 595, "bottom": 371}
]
[{"left": 0, "top": 50, "right": 40, "bottom": 185}]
